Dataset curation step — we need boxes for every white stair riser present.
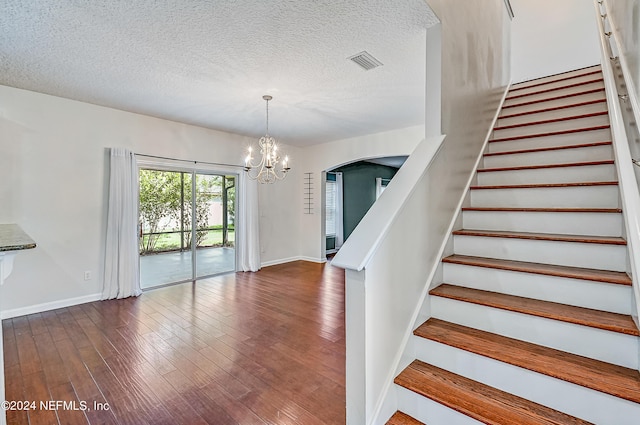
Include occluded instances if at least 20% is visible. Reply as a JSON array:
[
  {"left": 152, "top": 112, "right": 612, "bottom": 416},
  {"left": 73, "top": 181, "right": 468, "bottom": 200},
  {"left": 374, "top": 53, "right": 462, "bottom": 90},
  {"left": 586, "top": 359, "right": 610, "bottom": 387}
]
[
  {"left": 501, "top": 90, "right": 605, "bottom": 116},
  {"left": 509, "top": 74, "right": 602, "bottom": 97},
  {"left": 483, "top": 144, "right": 613, "bottom": 168},
  {"left": 413, "top": 338, "right": 640, "bottom": 425},
  {"left": 477, "top": 163, "right": 616, "bottom": 185},
  {"left": 395, "top": 386, "right": 483, "bottom": 425},
  {"left": 492, "top": 114, "right": 610, "bottom": 139},
  {"left": 488, "top": 128, "right": 611, "bottom": 153},
  {"left": 512, "top": 67, "right": 601, "bottom": 90},
  {"left": 461, "top": 210, "right": 622, "bottom": 237},
  {"left": 470, "top": 185, "right": 619, "bottom": 209},
  {"left": 453, "top": 235, "right": 627, "bottom": 271},
  {"left": 497, "top": 101, "right": 607, "bottom": 127},
  {"left": 503, "top": 81, "right": 605, "bottom": 108},
  {"left": 430, "top": 296, "right": 639, "bottom": 369},
  {"left": 443, "top": 263, "right": 632, "bottom": 314}
]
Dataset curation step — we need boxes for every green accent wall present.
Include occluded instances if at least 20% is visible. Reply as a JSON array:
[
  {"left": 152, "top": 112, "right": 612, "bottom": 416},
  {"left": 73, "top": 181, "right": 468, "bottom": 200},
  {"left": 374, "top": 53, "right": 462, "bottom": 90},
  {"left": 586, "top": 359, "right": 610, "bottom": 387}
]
[{"left": 333, "top": 162, "right": 399, "bottom": 241}]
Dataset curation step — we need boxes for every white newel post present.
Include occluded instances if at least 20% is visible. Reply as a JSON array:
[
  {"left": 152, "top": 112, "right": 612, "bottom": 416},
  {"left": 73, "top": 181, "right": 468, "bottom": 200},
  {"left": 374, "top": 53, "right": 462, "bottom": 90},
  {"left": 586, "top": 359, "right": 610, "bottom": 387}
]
[
  {"left": 0, "top": 224, "right": 36, "bottom": 425},
  {"left": 345, "top": 269, "right": 366, "bottom": 425}
]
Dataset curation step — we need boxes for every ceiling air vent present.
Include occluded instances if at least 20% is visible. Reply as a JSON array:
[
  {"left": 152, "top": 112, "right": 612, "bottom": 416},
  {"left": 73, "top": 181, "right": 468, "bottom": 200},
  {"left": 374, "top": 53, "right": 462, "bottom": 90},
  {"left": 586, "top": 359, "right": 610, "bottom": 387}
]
[{"left": 348, "top": 51, "right": 383, "bottom": 71}]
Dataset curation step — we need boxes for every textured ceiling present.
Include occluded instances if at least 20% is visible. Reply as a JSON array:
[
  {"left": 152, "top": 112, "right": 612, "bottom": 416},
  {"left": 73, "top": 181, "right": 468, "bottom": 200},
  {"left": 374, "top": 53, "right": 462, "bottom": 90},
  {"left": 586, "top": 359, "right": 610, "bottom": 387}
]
[{"left": 0, "top": 0, "right": 439, "bottom": 146}]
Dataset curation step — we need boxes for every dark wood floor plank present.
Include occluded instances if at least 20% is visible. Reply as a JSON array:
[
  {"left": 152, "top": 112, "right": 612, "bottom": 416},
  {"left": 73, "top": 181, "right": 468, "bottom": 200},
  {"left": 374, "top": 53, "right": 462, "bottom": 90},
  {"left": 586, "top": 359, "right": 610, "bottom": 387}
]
[
  {"left": 200, "top": 381, "right": 268, "bottom": 425},
  {"left": 395, "top": 361, "right": 593, "bottom": 425},
  {"left": 3, "top": 260, "right": 345, "bottom": 424},
  {"left": 471, "top": 181, "right": 618, "bottom": 190},
  {"left": 51, "top": 336, "right": 120, "bottom": 425},
  {"left": 21, "top": 370, "right": 59, "bottom": 425},
  {"left": 430, "top": 284, "right": 640, "bottom": 335},
  {"left": 46, "top": 382, "right": 91, "bottom": 425},
  {"left": 452, "top": 229, "right": 626, "bottom": 245},
  {"left": 442, "top": 254, "right": 632, "bottom": 285},
  {"left": 490, "top": 125, "right": 610, "bottom": 143},
  {"left": 482, "top": 141, "right": 612, "bottom": 157},
  {"left": 505, "top": 78, "right": 603, "bottom": 101},
  {"left": 415, "top": 318, "right": 640, "bottom": 404},
  {"left": 508, "top": 68, "right": 601, "bottom": 93},
  {"left": 4, "top": 364, "right": 29, "bottom": 425},
  {"left": 12, "top": 316, "right": 43, "bottom": 378},
  {"left": 2, "top": 319, "right": 20, "bottom": 369},
  {"left": 493, "top": 111, "right": 608, "bottom": 131},
  {"left": 461, "top": 207, "right": 622, "bottom": 213},
  {"left": 386, "top": 411, "right": 425, "bottom": 425},
  {"left": 27, "top": 313, "right": 49, "bottom": 337}
]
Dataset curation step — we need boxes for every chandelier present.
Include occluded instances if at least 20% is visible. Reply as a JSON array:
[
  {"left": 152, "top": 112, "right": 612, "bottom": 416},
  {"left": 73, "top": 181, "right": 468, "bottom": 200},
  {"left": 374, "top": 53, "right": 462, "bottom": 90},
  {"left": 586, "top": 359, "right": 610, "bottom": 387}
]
[{"left": 244, "top": 95, "right": 290, "bottom": 184}]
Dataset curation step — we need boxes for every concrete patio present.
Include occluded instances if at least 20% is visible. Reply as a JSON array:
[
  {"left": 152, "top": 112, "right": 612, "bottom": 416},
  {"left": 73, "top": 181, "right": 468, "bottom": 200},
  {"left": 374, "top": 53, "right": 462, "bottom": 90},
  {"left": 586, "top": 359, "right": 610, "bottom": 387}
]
[{"left": 140, "top": 246, "right": 235, "bottom": 288}]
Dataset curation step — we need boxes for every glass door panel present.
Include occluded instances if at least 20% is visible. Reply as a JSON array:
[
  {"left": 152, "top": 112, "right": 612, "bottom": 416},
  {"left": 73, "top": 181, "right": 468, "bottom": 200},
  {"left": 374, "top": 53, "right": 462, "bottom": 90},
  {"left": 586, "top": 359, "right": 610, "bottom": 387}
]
[
  {"left": 195, "top": 174, "right": 236, "bottom": 279},
  {"left": 139, "top": 169, "right": 192, "bottom": 288},
  {"left": 139, "top": 168, "right": 236, "bottom": 289}
]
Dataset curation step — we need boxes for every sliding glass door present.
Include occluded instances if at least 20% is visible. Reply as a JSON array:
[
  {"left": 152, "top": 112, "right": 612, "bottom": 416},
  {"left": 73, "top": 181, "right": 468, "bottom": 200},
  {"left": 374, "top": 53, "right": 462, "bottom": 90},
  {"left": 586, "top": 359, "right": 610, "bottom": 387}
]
[
  {"left": 139, "top": 168, "right": 236, "bottom": 289},
  {"left": 194, "top": 174, "right": 236, "bottom": 279}
]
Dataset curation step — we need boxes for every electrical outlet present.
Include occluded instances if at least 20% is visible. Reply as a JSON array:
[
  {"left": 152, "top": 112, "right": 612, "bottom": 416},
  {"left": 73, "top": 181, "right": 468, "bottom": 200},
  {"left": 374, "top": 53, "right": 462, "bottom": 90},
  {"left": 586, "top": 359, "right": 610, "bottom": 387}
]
[{"left": 84, "top": 271, "right": 91, "bottom": 281}]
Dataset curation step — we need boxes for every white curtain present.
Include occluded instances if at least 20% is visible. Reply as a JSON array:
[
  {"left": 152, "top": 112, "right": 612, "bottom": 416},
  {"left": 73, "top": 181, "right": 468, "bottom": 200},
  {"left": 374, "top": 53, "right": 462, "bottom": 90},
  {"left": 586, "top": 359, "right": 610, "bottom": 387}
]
[
  {"left": 335, "top": 172, "right": 344, "bottom": 249},
  {"left": 102, "top": 148, "right": 141, "bottom": 300},
  {"left": 237, "top": 172, "right": 261, "bottom": 272}
]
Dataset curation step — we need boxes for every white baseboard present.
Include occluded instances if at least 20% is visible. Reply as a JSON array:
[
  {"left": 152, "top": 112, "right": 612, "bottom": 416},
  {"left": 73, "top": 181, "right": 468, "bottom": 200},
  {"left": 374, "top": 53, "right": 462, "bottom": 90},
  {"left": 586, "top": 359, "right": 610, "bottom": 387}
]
[
  {"left": 261, "top": 256, "right": 302, "bottom": 267},
  {"left": 1, "top": 292, "right": 102, "bottom": 319},
  {"left": 299, "top": 256, "right": 327, "bottom": 264},
  {"left": 261, "top": 256, "right": 327, "bottom": 268}
]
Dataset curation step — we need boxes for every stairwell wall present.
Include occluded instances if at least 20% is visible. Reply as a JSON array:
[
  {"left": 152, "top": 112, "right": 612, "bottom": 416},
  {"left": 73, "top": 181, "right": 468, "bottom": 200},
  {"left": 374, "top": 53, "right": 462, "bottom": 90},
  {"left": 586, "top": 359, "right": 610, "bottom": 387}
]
[
  {"left": 333, "top": 1, "right": 511, "bottom": 423},
  {"left": 510, "top": 0, "right": 600, "bottom": 83}
]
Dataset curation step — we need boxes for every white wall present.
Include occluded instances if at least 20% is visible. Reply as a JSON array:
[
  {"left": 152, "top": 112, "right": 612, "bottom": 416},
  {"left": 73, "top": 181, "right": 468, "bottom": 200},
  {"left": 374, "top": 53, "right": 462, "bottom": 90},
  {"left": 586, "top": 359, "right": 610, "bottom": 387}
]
[
  {"left": 297, "top": 125, "right": 425, "bottom": 263},
  {"left": 0, "top": 85, "right": 301, "bottom": 316},
  {"left": 258, "top": 166, "right": 303, "bottom": 266},
  {"left": 510, "top": 0, "right": 600, "bottom": 83}
]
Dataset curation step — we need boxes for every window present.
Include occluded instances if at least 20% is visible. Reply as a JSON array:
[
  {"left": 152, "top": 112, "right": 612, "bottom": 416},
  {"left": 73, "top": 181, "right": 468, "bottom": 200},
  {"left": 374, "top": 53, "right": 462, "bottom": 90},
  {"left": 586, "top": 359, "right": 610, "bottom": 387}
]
[
  {"left": 326, "top": 178, "right": 337, "bottom": 236},
  {"left": 376, "top": 177, "right": 391, "bottom": 199}
]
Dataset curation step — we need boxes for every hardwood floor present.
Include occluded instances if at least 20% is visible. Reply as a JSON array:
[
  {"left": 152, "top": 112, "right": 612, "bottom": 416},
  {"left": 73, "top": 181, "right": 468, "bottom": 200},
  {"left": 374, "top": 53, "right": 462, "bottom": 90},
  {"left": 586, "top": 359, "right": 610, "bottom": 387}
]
[{"left": 3, "top": 260, "right": 346, "bottom": 424}]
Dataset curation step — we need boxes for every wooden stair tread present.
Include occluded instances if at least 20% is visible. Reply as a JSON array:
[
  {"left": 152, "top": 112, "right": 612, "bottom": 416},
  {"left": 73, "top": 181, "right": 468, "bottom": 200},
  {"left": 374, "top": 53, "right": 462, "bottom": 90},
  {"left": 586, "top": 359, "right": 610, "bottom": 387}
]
[
  {"left": 509, "top": 69, "right": 602, "bottom": 93},
  {"left": 452, "top": 229, "right": 626, "bottom": 245},
  {"left": 415, "top": 318, "right": 640, "bottom": 404},
  {"left": 430, "top": 284, "right": 640, "bottom": 336},
  {"left": 494, "top": 111, "right": 608, "bottom": 131},
  {"left": 499, "top": 99, "right": 607, "bottom": 120},
  {"left": 502, "top": 88, "right": 605, "bottom": 110},
  {"left": 505, "top": 78, "right": 604, "bottom": 101},
  {"left": 386, "top": 411, "right": 425, "bottom": 425},
  {"left": 490, "top": 125, "right": 610, "bottom": 143},
  {"left": 462, "top": 207, "right": 622, "bottom": 213},
  {"left": 395, "top": 360, "right": 594, "bottom": 425},
  {"left": 483, "top": 141, "right": 612, "bottom": 157},
  {"left": 442, "top": 254, "right": 631, "bottom": 285},
  {"left": 477, "top": 160, "right": 614, "bottom": 173},
  {"left": 470, "top": 181, "right": 618, "bottom": 190}
]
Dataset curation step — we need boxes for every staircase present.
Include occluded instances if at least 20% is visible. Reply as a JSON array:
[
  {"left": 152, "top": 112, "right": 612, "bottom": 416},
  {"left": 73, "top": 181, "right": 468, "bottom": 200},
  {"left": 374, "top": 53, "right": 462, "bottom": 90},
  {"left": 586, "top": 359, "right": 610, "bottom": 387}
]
[{"left": 387, "top": 65, "right": 640, "bottom": 425}]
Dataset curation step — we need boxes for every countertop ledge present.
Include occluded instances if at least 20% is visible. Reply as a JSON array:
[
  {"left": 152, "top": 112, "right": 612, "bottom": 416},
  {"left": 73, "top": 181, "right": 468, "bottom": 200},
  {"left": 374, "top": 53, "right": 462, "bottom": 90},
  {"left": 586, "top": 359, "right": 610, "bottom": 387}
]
[{"left": 0, "top": 224, "right": 36, "bottom": 252}]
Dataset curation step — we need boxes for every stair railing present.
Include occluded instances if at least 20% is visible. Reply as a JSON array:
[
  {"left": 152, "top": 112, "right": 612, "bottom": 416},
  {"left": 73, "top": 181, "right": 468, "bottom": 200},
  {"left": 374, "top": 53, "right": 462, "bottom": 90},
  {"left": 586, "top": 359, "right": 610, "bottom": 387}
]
[{"left": 594, "top": 0, "right": 640, "bottom": 355}]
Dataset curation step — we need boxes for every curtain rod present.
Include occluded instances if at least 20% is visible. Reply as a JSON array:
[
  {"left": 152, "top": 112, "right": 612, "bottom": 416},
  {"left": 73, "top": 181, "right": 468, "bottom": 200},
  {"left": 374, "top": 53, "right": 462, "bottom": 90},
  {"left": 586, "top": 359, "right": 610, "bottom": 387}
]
[{"left": 134, "top": 152, "right": 244, "bottom": 169}]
